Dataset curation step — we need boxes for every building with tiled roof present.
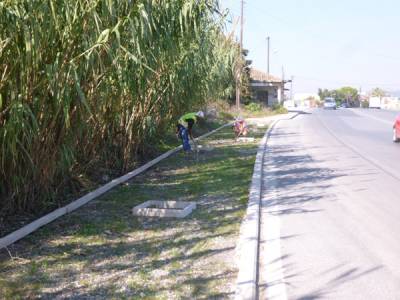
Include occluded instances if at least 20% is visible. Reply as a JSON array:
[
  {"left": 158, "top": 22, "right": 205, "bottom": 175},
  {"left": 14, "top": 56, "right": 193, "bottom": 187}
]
[
  {"left": 250, "top": 69, "right": 282, "bottom": 83},
  {"left": 249, "top": 68, "right": 286, "bottom": 106}
]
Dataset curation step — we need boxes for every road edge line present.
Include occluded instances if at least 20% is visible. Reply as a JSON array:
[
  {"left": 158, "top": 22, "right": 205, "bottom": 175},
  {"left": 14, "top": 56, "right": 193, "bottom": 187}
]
[{"left": 349, "top": 108, "right": 393, "bottom": 125}]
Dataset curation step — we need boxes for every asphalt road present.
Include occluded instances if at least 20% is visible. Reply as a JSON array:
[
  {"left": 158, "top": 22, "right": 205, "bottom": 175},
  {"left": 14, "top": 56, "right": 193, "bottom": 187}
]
[{"left": 259, "top": 108, "right": 400, "bottom": 299}]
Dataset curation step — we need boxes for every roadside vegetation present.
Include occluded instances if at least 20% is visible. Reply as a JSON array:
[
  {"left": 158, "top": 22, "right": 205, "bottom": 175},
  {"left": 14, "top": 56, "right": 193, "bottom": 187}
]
[
  {"left": 242, "top": 103, "right": 288, "bottom": 117},
  {"left": 0, "top": 1, "right": 240, "bottom": 220},
  {"left": 0, "top": 1, "right": 289, "bottom": 297},
  {"left": 318, "top": 86, "right": 391, "bottom": 108},
  {"left": 0, "top": 124, "right": 268, "bottom": 299},
  {"left": 318, "top": 86, "right": 360, "bottom": 107},
  {"left": 210, "top": 100, "right": 288, "bottom": 121}
]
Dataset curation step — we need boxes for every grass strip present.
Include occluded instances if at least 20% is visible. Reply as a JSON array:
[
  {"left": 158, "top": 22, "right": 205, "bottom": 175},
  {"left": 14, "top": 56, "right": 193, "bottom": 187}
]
[{"left": 0, "top": 123, "right": 268, "bottom": 299}]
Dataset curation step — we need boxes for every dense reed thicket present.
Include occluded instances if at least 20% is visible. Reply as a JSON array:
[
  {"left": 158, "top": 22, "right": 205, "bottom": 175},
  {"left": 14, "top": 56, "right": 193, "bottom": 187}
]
[{"left": 0, "top": 0, "right": 239, "bottom": 216}]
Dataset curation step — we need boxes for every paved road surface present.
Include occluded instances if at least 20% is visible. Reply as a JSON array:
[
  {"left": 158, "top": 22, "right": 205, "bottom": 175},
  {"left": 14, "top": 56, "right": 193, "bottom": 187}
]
[{"left": 259, "top": 108, "right": 400, "bottom": 299}]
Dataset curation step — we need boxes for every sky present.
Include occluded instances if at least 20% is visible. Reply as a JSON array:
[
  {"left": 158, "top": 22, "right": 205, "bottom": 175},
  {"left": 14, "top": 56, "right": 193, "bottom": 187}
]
[{"left": 219, "top": 0, "right": 400, "bottom": 95}]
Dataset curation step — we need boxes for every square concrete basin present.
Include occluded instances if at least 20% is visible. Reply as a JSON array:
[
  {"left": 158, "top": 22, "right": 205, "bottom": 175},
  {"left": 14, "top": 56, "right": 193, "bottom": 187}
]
[
  {"left": 132, "top": 200, "right": 196, "bottom": 218},
  {"left": 237, "top": 137, "right": 255, "bottom": 142}
]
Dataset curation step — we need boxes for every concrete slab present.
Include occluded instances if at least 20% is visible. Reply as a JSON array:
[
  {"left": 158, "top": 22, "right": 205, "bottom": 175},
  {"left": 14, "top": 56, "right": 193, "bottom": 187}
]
[
  {"left": 197, "top": 145, "right": 214, "bottom": 151},
  {"left": 132, "top": 200, "right": 196, "bottom": 218},
  {"left": 237, "top": 137, "right": 255, "bottom": 142}
]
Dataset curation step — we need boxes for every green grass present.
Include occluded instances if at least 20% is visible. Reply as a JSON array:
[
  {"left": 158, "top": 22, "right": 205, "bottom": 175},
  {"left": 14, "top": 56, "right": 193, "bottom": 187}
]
[
  {"left": 240, "top": 107, "right": 288, "bottom": 118},
  {"left": 0, "top": 124, "right": 268, "bottom": 299}
]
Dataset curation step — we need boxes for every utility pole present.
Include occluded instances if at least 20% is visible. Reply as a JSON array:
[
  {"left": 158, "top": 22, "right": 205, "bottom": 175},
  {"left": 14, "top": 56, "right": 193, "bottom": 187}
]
[
  {"left": 267, "top": 36, "right": 270, "bottom": 77},
  {"left": 290, "top": 76, "right": 294, "bottom": 100},
  {"left": 240, "top": 0, "right": 244, "bottom": 52},
  {"left": 235, "top": 0, "right": 244, "bottom": 111},
  {"left": 281, "top": 66, "right": 285, "bottom": 102}
]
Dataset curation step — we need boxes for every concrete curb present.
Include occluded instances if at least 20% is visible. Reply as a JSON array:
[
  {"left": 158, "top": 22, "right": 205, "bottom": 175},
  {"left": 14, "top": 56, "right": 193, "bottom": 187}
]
[
  {"left": 235, "top": 112, "right": 298, "bottom": 300},
  {"left": 234, "top": 120, "right": 278, "bottom": 300},
  {"left": 0, "top": 123, "right": 231, "bottom": 250}
]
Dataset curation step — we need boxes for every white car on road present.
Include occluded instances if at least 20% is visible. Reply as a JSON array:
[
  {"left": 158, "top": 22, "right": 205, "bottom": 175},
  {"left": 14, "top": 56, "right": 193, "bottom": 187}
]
[{"left": 323, "top": 97, "right": 336, "bottom": 110}]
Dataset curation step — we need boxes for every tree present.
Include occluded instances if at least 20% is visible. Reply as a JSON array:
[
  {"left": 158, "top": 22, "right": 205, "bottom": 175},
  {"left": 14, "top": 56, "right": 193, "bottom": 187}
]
[
  {"left": 318, "top": 86, "right": 360, "bottom": 106},
  {"left": 370, "top": 87, "right": 387, "bottom": 97},
  {"left": 336, "top": 87, "right": 359, "bottom": 103},
  {"left": 318, "top": 88, "right": 332, "bottom": 100}
]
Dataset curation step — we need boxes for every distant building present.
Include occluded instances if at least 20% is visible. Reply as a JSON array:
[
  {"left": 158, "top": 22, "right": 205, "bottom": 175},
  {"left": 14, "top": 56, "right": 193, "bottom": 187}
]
[
  {"left": 381, "top": 97, "right": 400, "bottom": 109},
  {"left": 249, "top": 69, "right": 285, "bottom": 106},
  {"left": 293, "top": 93, "right": 321, "bottom": 107},
  {"left": 368, "top": 96, "right": 400, "bottom": 110}
]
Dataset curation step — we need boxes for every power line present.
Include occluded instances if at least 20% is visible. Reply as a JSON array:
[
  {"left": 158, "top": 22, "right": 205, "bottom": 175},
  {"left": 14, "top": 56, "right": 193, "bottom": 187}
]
[
  {"left": 225, "top": 2, "right": 400, "bottom": 91},
  {"left": 294, "top": 75, "right": 400, "bottom": 88},
  {"left": 246, "top": 3, "right": 400, "bottom": 63}
]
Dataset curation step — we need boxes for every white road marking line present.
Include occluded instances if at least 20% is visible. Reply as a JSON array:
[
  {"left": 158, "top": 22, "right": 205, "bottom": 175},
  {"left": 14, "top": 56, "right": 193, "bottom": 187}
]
[{"left": 350, "top": 109, "right": 393, "bottom": 125}]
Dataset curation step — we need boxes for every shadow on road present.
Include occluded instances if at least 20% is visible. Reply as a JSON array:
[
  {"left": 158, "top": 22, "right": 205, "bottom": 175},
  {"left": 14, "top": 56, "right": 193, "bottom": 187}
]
[
  {"left": 260, "top": 121, "right": 386, "bottom": 299},
  {"left": 262, "top": 128, "right": 344, "bottom": 215}
]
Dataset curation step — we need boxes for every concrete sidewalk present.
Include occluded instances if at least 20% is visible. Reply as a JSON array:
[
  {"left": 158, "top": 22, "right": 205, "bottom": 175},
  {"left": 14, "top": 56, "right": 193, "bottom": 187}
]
[{"left": 235, "top": 112, "right": 298, "bottom": 300}]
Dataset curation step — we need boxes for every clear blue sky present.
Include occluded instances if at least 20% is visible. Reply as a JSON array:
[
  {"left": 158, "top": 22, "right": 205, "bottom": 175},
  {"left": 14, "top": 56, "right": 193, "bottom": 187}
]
[{"left": 220, "top": 0, "right": 400, "bottom": 95}]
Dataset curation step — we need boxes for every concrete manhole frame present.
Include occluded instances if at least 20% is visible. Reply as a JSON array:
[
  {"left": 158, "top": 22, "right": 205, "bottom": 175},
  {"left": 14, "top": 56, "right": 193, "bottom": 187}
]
[
  {"left": 237, "top": 137, "right": 255, "bottom": 142},
  {"left": 132, "top": 200, "right": 196, "bottom": 218}
]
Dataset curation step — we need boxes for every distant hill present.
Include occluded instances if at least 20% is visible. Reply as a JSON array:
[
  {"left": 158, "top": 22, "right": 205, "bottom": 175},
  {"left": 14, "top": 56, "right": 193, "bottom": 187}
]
[{"left": 388, "top": 90, "right": 400, "bottom": 97}]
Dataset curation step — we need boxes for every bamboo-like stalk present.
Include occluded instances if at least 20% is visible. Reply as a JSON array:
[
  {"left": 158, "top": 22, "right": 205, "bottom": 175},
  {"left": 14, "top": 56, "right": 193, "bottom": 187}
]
[{"left": 0, "top": 0, "right": 239, "bottom": 217}]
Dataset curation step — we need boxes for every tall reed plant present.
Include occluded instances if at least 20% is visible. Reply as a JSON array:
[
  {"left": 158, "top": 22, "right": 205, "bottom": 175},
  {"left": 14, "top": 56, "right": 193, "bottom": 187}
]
[{"left": 0, "top": 0, "right": 239, "bottom": 216}]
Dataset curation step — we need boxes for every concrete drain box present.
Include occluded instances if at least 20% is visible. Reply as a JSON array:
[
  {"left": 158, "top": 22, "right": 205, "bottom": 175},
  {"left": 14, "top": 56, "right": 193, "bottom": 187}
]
[
  {"left": 197, "top": 145, "right": 214, "bottom": 152},
  {"left": 132, "top": 200, "right": 196, "bottom": 218},
  {"left": 237, "top": 137, "right": 255, "bottom": 142}
]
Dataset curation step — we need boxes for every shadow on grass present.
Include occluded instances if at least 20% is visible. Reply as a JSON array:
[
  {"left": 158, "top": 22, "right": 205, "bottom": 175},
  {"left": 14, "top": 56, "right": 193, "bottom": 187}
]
[{"left": 0, "top": 125, "right": 266, "bottom": 299}]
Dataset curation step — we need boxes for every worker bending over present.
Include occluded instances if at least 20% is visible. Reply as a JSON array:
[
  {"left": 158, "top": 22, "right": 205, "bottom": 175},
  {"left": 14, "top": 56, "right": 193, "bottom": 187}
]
[
  {"left": 176, "top": 111, "right": 205, "bottom": 152},
  {"left": 233, "top": 117, "right": 248, "bottom": 140}
]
